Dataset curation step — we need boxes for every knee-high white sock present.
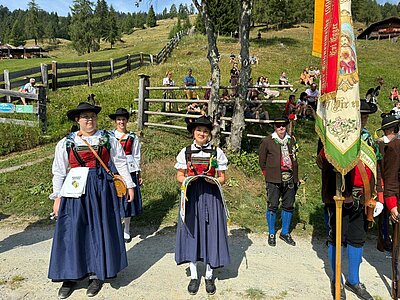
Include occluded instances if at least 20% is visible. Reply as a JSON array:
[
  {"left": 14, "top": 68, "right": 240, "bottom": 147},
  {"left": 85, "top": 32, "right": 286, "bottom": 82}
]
[
  {"left": 189, "top": 262, "right": 198, "bottom": 279},
  {"left": 124, "top": 217, "right": 131, "bottom": 234},
  {"left": 205, "top": 264, "right": 213, "bottom": 280}
]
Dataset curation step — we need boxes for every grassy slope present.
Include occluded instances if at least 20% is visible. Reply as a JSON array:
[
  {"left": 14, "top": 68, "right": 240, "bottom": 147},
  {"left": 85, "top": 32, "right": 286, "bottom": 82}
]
[{"left": 0, "top": 20, "right": 399, "bottom": 235}]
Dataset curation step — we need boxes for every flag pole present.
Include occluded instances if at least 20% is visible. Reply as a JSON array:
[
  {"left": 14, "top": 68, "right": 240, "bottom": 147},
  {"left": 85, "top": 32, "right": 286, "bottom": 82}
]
[{"left": 333, "top": 172, "right": 345, "bottom": 299}]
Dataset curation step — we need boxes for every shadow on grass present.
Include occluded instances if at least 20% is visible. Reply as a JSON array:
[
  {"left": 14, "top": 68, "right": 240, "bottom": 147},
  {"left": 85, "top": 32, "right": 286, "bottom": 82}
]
[
  {"left": 0, "top": 218, "right": 53, "bottom": 255},
  {"left": 251, "top": 37, "right": 299, "bottom": 48}
]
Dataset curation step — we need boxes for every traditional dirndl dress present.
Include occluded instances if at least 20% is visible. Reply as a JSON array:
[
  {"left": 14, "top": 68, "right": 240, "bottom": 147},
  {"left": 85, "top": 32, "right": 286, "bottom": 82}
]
[
  {"left": 109, "top": 130, "right": 142, "bottom": 218},
  {"left": 174, "top": 143, "right": 230, "bottom": 269},
  {"left": 48, "top": 131, "right": 131, "bottom": 281}
]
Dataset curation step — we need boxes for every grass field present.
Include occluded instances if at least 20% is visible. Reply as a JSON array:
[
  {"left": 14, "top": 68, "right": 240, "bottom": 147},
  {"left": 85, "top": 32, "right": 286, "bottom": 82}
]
[{"left": 0, "top": 18, "right": 399, "bottom": 235}]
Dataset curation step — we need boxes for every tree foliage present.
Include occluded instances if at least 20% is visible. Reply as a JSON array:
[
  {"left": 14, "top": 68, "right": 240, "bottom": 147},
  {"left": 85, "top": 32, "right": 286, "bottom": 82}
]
[{"left": 146, "top": 5, "right": 156, "bottom": 27}]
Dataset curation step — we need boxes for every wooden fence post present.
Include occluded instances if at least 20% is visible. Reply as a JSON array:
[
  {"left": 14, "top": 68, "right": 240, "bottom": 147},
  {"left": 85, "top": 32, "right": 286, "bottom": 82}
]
[
  {"left": 40, "top": 63, "right": 48, "bottom": 89},
  {"left": 138, "top": 74, "right": 150, "bottom": 131},
  {"left": 110, "top": 58, "right": 114, "bottom": 79},
  {"left": 139, "top": 52, "right": 144, "bottom": 66},
  {"left": 87, "top": 60, "right": 93, "bottom": 86},
  {"left": 38, "top": 86, "right": 47, "bottom": 133},
  {"left": 4, "top": 70, "right": 10, "bottom": 102},
  {"left": 51, "top": 61, "right": 58, "bottom": 91},
  {"left": 127, "top": 54, "right": 131, "bottom": 71}
]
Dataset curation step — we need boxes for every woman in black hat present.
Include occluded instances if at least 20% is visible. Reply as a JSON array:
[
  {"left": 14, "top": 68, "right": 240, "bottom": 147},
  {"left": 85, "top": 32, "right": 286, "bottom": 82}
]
[
  {"left": 109, "top": 107, "right": 143, "bottom": 242},
  {"left": 174, "top": 115, "right": 230, "bottom": 296},
  {"left": 48, "top": 102, "right": 135, "bottom": 299}
]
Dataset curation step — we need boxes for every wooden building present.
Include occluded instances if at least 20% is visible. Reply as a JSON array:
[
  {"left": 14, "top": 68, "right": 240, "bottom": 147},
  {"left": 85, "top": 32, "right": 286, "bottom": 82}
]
[
  {"left": 0, "top": 44, "right": 47, "bottom": 59},
  {"left": 357, "top": 16, "right": 400, "bottom": 40}
]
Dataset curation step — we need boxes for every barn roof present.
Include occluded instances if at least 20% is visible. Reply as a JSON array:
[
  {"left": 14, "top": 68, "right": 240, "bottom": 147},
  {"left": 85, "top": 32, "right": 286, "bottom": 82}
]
[{"left": 357, "top": 16, "right": 400, "bottom": 40}]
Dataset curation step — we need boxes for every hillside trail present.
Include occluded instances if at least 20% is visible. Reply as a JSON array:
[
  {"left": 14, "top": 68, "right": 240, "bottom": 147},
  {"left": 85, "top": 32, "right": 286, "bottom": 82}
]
[
  {"left": 0, "top": 144, "right": 55, "bottom": 174},
  {"left": 0, "top": 217, "right": 392, "bottom": 300}
]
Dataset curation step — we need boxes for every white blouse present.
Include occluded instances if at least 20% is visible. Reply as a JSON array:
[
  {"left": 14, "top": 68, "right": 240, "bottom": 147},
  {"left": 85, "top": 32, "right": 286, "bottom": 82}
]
[
  {"left": 175, "top": 142, "right": 228, "bottom": 171},
  {"left": 112, "top": 130, "right": 141, "bottom": 172},
  {"left": 50, "top": 130, "right": 135, "bottom": 200}
]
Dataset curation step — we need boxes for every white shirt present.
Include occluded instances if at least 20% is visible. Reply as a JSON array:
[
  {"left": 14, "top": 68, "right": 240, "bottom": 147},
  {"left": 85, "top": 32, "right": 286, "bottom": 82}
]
[
  {"left": 163, "top": 77, "right": 175, "bottom": 86},
  {"left": 50, "top": 130, "right": 135, "bottom": 199},
  {"left": 24, "top": 82, "right": 36, "bottom": 94},
  {"left": 175, "top": 142, "right": 228, "bottom": 171},
  {"left": 112, "top": 130, "right": 141, "bottom": 172},
  {"left": 305, "top": 88, "right": 319, "bottom": 103}
]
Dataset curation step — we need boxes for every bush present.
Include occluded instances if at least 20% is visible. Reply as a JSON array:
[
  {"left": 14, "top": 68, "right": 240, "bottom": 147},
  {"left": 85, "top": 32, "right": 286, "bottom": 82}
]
[{"left": 226, "top": 150, "right": 260, "bottom": 177}]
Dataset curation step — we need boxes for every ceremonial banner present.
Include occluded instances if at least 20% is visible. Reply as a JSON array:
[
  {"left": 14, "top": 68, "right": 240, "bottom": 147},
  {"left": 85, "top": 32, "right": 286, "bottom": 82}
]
[
  {"left": 312, "top": 0, "right": 324, "bottom": 57},
  {"left": 315, "top": 0, "right": 361, "bottom": 175}
]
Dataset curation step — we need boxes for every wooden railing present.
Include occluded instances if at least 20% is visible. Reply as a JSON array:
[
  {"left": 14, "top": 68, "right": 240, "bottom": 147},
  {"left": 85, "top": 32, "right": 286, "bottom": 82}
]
[
  {"left": 135, "top": 74, "right": 290, "bottom": 139},
  {"left": 155, "top": 30, "right": 186, "bottom": 64},
  {"left": 0, "top": 86, "right": 47, "bottom": 132}
]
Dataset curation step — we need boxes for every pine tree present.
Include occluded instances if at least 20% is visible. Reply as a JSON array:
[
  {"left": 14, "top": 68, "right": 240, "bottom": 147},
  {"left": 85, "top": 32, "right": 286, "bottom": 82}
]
[
  {"left": 25, "top": 0, "right": 43, "bottom": 45},
  {"left": 104, "top": 5, "right": 120, "bottom": 48},
  {"left": 146, "top": 5, "right": 156, "bottom": 27},
  {"left": 10, "top": 14, "right": 26, "bottom": 46},
  {"left": 93, "top": 0, "right": 109, "bottom": 42},
  {"left": 69, "top": 0, "right": 98, "bottom": 54},
  {"left": 169, "top": 4, "right": 177, "bottom": 18},
  {"left": 44, "top": 12, "right": 58, "bottom": 43}
]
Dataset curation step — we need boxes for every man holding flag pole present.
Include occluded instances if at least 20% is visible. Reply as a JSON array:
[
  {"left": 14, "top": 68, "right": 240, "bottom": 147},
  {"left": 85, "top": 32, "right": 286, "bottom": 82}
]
[{"left": 314, "top": 0, "right": 380, "bottom": 299}]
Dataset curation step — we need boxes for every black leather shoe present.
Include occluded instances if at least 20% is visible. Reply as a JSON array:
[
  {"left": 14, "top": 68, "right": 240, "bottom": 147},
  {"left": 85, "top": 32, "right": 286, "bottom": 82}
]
[
  {"left": 205, "top": 278, "right": 216, "bottom": 295},
  {"left": 58, "top": 281, "right": 76, "bottom": 299},
  {"left": 330, "top": 281, "right": 346, "bottom": 300},
  {"left": 268, "top": 234, "right": 276, "bottom": 247},
  {"left": 279, "top": 233, "right": 296, "bottom": 246},
  {"left": 187, "top": 278, "right": 200, "bottom": 295},
  {"left": 87, "top": 279, "right": 102, "bottom": 297},
  {"left": 345, "top": 281, "right": 373, "bottom": 300}
]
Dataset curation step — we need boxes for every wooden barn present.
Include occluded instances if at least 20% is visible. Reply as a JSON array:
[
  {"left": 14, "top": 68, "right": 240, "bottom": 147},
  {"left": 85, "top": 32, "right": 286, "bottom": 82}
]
[
  {"left": 0, "top": 44, "right": 47, "bottom": 59},
  {"left": 357, "top": 17, "right": 400, "bottom": 40}
]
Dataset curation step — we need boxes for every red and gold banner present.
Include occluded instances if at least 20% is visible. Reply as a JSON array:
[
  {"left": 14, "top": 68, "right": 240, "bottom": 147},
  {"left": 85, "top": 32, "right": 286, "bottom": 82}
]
[
  {"left": 315, "top": 0, "right": 361, "bottom": 175},
  {"left": 320, "top": 0, "right": 340, "bottom": 100}
]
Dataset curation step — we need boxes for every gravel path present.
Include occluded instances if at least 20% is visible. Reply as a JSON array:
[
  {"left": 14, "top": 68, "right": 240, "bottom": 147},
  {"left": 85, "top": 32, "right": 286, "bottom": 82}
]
[{"left": 0, "top": 220, "right": 392, "bottom": 300}]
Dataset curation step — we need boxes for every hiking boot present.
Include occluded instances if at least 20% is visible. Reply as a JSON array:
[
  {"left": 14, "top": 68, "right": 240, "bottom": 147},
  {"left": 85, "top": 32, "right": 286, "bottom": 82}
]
[
  {"left": 268, "top": 234, "right": 276, "bottom": 247},
  {"left": 205, "top": 278, "right": 216, "bottom": 295},
  {"left": 279, "top": 233, "right": 296, "bottom": 246},
  {"left": 87, "top": 279, "right": 102, "bottom": 297},
  {"left": 58, "top": 281, "right": 76, "bottom": 299},
  {"left": 345, "top": 281, "right": 373, "bottom": 300},
  {"left": 330, "top": 280, "right": 346, "bottom": 300},
  {"left": 187, "top": 278, "right": 200, "bottom": 295}
]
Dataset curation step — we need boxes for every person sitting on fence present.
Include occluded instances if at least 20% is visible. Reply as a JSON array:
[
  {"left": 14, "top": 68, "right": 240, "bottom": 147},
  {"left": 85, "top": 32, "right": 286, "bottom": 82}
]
[
  {"left": 258, "top": 76, "right": 280, "bottom": 99},
  {"left": 229, "top": 52, "right": 236, "bottom": 64},
  {"left": 185, "top": 102, "right": 204, "bottom": 125},
  {"left": 20, "top": 78, "right": 36, "bottom": 105},
  {"left": 284, "top": 95, "right": 297, "bottom": 116},
  {"left": 184, "top": 68, "right": 198, "bottom": 100},
  {"left": 230, "top": 62, "right": 240, "bottom": 96},
  {"left": 247, "top": 78, "right": 260, "bottom": 101},
  {"left": 162, "top": 70, "right": 178, "bottom": 112},
  {"left": 305, "top": 83, "right": 319, "bottom": 111},
  {"left": 278, "top": 72, "right": 297, "bottom": 93},
  {"left": 244, "top": 99, "right": 268, "bottom": 120},
  {"left": 204, "top": 78, "right": 212, "bottom": 100}
]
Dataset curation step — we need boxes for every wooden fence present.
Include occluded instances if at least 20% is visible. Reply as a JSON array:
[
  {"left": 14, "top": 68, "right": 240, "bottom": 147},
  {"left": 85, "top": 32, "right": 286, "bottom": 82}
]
[
  {"left": 0, "top": 30, "right": 187, "bottom": 103},
  {"left": 0, "top": 86, "right": 47, "bottom": 132},
  {"left": 136, "top": 74, "right": 291, "bottom": 139}
]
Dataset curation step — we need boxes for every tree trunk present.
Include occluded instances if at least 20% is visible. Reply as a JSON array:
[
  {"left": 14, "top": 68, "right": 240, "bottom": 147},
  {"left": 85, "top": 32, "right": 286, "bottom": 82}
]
[
  {"left": 227, "top": 0, "right": 252, "bottom": 153},
  {"left": 193, "top": 0, "right": 221, "bottom": 147}
]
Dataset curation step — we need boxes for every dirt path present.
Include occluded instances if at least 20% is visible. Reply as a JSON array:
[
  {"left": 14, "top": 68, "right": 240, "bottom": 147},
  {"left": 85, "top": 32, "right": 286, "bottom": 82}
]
[{"left": 0, "top": 219, "right": 392, "bottom": 300}]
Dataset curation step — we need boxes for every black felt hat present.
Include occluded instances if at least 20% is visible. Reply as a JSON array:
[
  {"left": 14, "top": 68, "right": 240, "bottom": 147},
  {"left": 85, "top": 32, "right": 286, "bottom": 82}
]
[
  {"left": 360, "top": 99, "right": 377, "bottom": 114},
  {"left": 109, "top": 108, "right": 130, "bottom": 120},
  {"left": 66, "top": 102, "right": 102, "bottom": 121},
  {"left": 378, "top": 113, "right": 400, "bottom": 131},
  {"left": 187, "top": 115, "right": 213, "bottom": 133},
  {"left": 273, "top": 116, "right": 289, "bottom": 124}
]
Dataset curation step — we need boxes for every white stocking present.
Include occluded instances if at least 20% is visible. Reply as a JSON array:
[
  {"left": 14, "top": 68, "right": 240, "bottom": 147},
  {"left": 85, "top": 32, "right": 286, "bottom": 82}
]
[
  {"left": 189, "top": 262, "right": 198, "bottom": 280},
  {"left": 205, "top": 264, "right": 213, "bottom": 280}
]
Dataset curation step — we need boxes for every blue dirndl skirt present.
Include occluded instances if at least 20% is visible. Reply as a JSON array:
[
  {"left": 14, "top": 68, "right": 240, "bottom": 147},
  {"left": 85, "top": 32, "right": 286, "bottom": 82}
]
[
  {"left": 175, "top": 178, "right": 230, "bottom": 269},
  {"left": 48, "top": 168, "right": 127, "bottom": 281},
  {"left": 120, "top": 171, "right": 143, "bottom": 218}
]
